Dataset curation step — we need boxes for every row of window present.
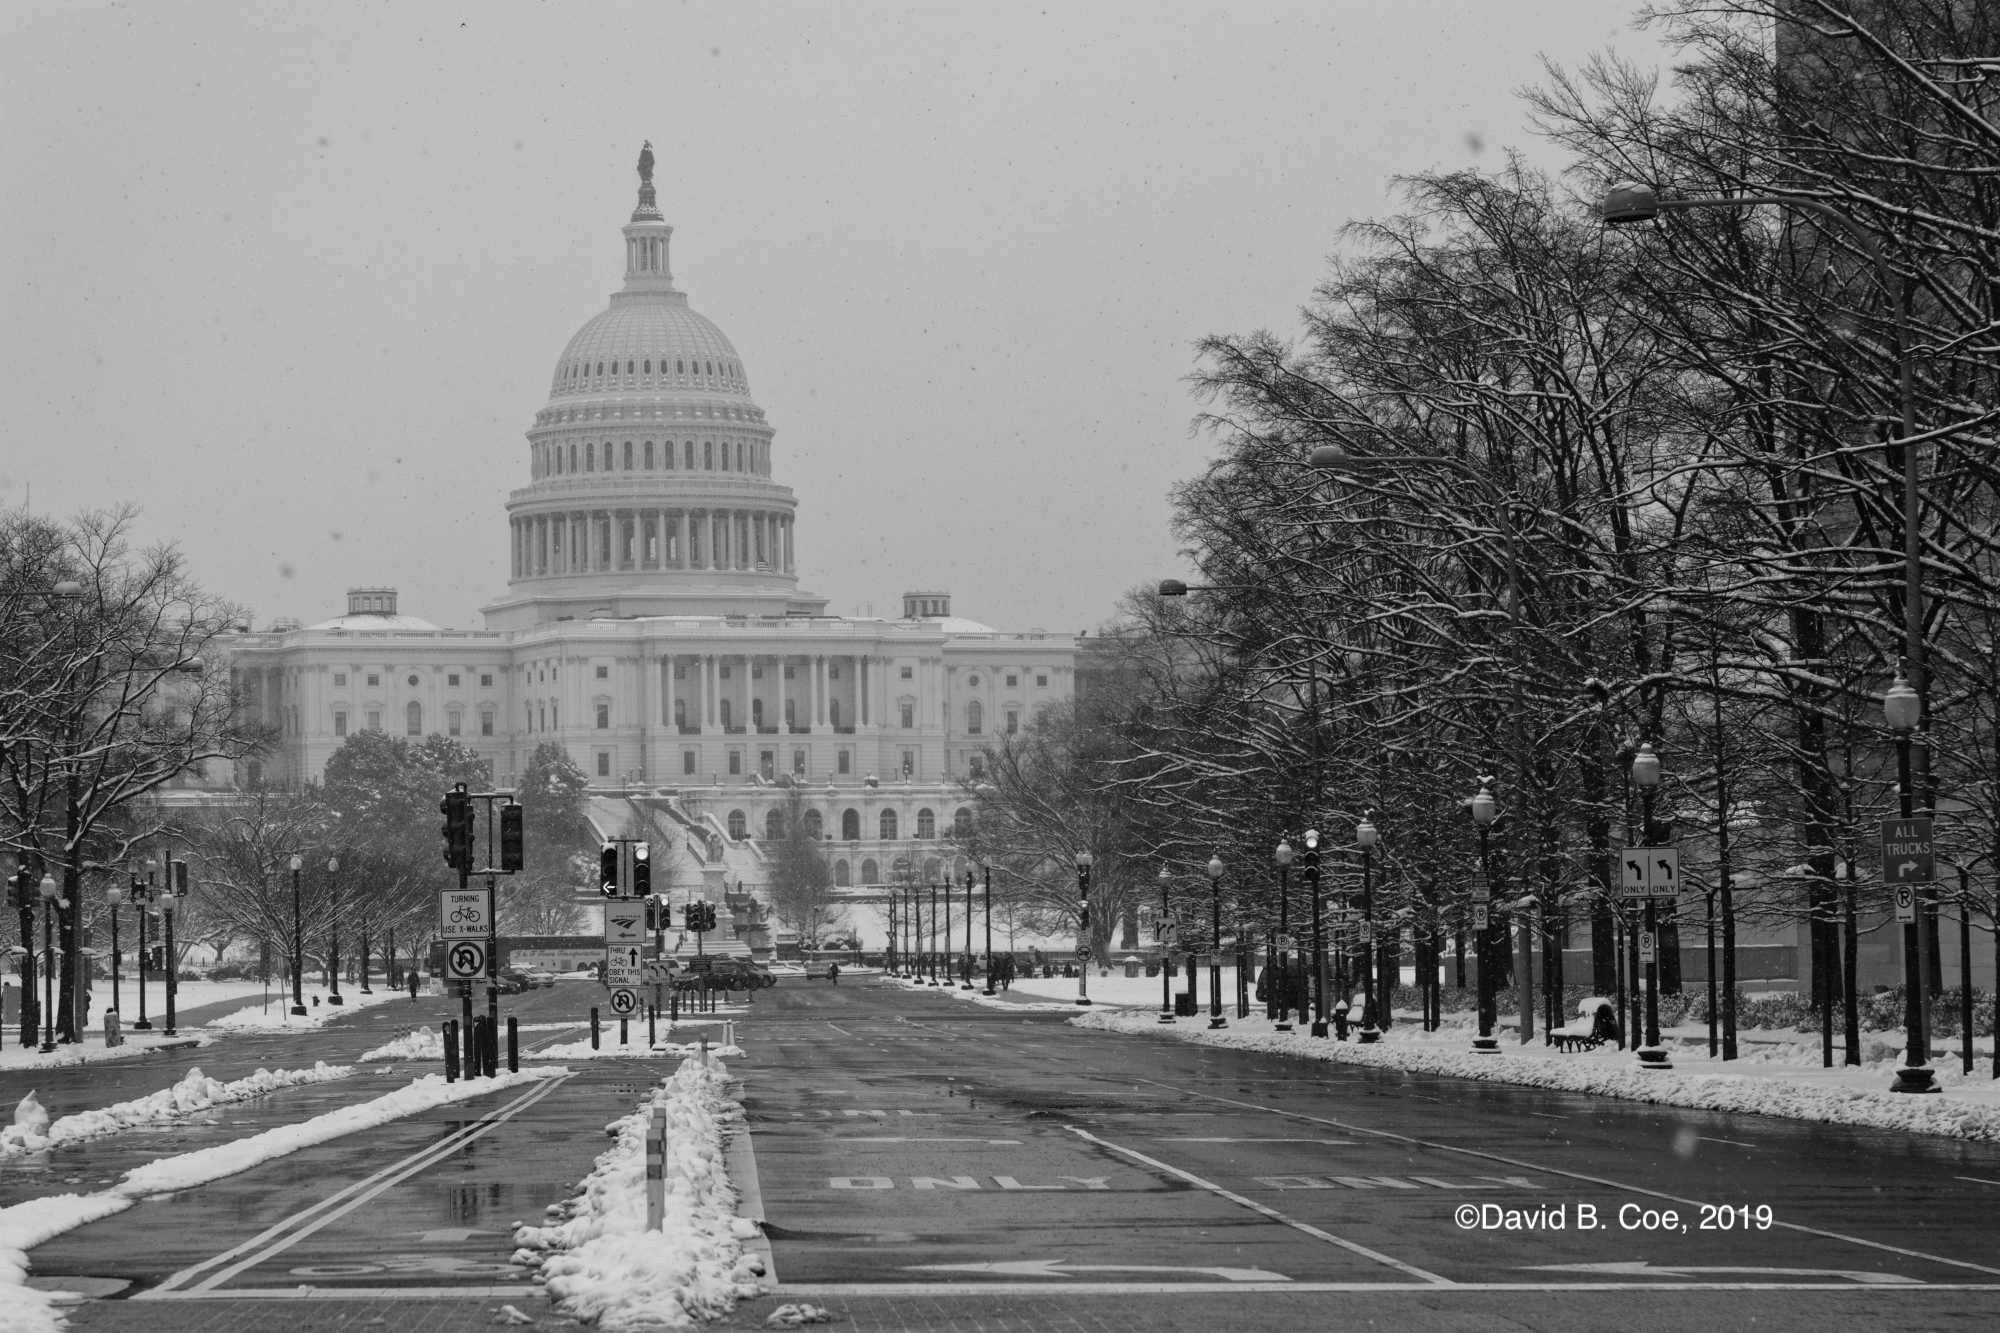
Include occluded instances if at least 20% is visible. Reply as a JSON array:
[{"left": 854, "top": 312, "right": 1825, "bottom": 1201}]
[
  {"left": 332, "top": 702, "right": 496, "bottom": 738},
  {"left": 562, "top": 355, "right": 742, "bottom": 384},
  {"left": 719, "top": 806, "right": 975, "bottom": 842},
  {"left": 330, "top": 671, "right": 496, "bottom": 689},
  {"left": 535, "top": 436, "right": 767, "bottom": 478}
]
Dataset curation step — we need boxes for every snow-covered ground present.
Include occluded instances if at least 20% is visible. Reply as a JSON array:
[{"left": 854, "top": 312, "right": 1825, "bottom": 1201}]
[
  {"left": 2, "top": 1062, "right": 350, "bottom": 1160},
  {"left": 1073, "top": 1006, "right": 2000, "bottom": 1143},
  {"left": 513, "top": 1050, "right": 761, "bottom": 1328},
  {"left": 0, "top": 1028, "right": 213, "bottom": 1073},
  {"left": 202, "top": 984, "right": 407, "bottom": 1032},
  {"left": 0, "top": 1065, "right": 567, "bottom": 1332}
]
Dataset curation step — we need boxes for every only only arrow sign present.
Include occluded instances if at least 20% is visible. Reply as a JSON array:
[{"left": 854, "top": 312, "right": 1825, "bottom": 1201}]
[{"left": 908, "top": 1260, "right": 1290, "bottom": 1282}]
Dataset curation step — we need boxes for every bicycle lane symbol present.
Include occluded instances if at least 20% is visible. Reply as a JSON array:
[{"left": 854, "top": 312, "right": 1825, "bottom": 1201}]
[{"left": 289, "top": 1255, "right": 522, "bottom": 1279}]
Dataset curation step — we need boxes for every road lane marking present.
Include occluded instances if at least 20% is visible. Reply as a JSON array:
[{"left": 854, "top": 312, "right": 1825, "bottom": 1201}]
[
  {"left": 1061, "top": 1125, "right": 1450, "bottom": 1285},
  {"left": 1955, "top": 1175, "right": 2000, "bottom": 1186},
  {"left": 1158, "top": 1137, "right": 1355, "bottom": 1144},
  {"left": 771, "top": 1280, "right": 2000, "bottom": 1296},
  {"left": 909, "top": 1260, "right": 1289, "bottom": 1281},
  {"left": 1528, "top": 1261, "right": 1919, "bottom": 1285},
  {"left": 1696, "top": 1136, "right": 1758, "bottom": 1149},
  {"left": 141, "top": 1074, "right": 572, "bottom": 1297},
  {"left": 842, "top": 1137, "right": 1024, "bottom": 1144},
  {"left": 1132, "top": 1077, "right": 2000, "bottom": 1280}
]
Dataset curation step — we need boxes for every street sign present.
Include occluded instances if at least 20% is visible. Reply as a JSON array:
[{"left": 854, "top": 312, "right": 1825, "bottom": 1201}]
[
  {"left": 607, "top": 986, "right": 640, "bottom": 1017},
  {"left": 605, "top": 942, "right": 643, "bottom": 986},
  {"left": 445, "top": 939, "right": 487, "bottom": 979},
  {"left": 1155, "top": 920, "right": 1178, "bottom": 944},
  {"left": 1881, "top": 817, "right": 1935, "bottom": 885},
  {"left": 1472, "top": 904, "right": 1489, "bottom": 930},
  {"left": 1893, "top": 884, "right": 1917, "bottom": 923},
  {"left": 605, "top": 903, "right": 645, "bottom": 945},
  {"left": 1276, "top": 934, "right": 1298, "bottom": 951},
  {"left": 1638, "top": 930, "right": 1656, "bottom": 963},
  {"left": 440, "top": 889, "right": 492, "bottom": 939},
  {"left": 1620, "top": 846, "right": 1680, "bottom": 899},
  {"left": 1471, "top": 875, "right": 1491, "bottom": 903},
  {"left": 1076, "top": 945, "right": 1094, "bottom": 962},
  {"left": 1358, "top": 922, "right": 1374, "bottom": 944},
  {"left": 641, "top": 959, "right": 679, "bottom": 985}
]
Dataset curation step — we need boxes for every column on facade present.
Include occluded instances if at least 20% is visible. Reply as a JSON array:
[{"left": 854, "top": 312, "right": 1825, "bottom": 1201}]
[
  {"left": 677, "top": 510, "right": 690, "bottom": 569},
  {"left": 703, "top": 655, "right": 715, "bottom": 726}
]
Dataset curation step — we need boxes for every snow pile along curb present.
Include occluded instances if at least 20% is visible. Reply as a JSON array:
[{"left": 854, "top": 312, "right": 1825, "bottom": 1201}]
[
  {"left": 359, "top": 1027, "right": 443, "bottom": 1061},
  {"left": 1071, "top": 1009, "right": 2000, "bottom": 1143},
  {"left": 2, "top": 1062, "right": 351, "bottom": 1159},
  {"left": 513, "top": 1050, "right": 760, "bottom": 1329}
]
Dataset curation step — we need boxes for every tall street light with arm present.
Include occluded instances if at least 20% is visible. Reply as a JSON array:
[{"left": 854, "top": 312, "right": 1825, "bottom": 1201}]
[
  {"left": 288, "top": 854, "right": 306, "bottom": 1016},
  {"left": 1206, "top": 855, "right": 1226, "bottom": 1029},
  {"left": 1357, "top": 814, "right": 1381, "bottom": 1043}
]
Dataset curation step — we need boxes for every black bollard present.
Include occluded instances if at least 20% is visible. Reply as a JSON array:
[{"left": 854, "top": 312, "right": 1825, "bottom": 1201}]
[
  {"left": 590, "top": 1007, "right": 600, "bottom": 1050},
  {"left": 507, "top": 1016, "right": 519, "bottom": 1072},
  {"left": 463, "top": 1015, "right": 478, "bottom": 1079},
  {"left": 485, "top": 1016, "right": 499, "bottom": 1077},
  {"left": 620, "top": 1016, "right": 628, "bottom": 1046},
  {"left": 444, "top": 1020, "right": 460, "bottom": 1082},
  {"left": 648, "top": 1005, "right": 656, "bottom": 1048}
]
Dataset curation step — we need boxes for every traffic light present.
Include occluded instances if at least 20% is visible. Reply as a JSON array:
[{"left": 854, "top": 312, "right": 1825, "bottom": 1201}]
[
  {"left": 439, "top": 785, "right": 472, "bottom": 871},
  {"left": 644, "top": 897, "right": 659, "bottom": 931},
  {"left": 632, "top": 842, "right": 651, "bottom": 896},
  {"left": 7, "top": 866, "right": 33, "bottom": 910},
  {"left": 170, "top": 860, "right": 189, "bottom": 895},
  {"left": 685, "top": 901, "right": 716, "bottom": 932},
  {"left": 600, "top": 842, "right": 620, "bottom": 896},
  {"left": 499, "top": 803, "right": 524, "bottom": 872}
]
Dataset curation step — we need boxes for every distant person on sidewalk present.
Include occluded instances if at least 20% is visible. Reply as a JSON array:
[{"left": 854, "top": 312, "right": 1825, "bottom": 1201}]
[
  {"left": 828, "top": 962, "right": 840, "bottom": 985},
  {"left": 1333, "top": 996, "right": 1351, "bottom": 1041},
  {"left": 408, "top": 969, "right": 419, "bottom": 1001}
]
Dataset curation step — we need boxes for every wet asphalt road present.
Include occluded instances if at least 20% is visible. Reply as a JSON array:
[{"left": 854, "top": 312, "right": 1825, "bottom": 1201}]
[{"left": 9, "top": 974, "right": 2000, "bottom": 1331}]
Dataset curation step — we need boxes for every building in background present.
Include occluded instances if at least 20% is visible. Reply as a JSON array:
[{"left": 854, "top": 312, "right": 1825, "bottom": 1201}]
[{"left": 209, "top": 151, "right": 1076, "bottom": 953}]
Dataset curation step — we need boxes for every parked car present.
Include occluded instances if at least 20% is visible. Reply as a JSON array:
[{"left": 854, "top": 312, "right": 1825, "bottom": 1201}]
[
  {"left": 497, "top": 968, "right": 535, "bottom": 994},
  {"left": 522, "top": 968, "right": 557, "bottom": 988}
]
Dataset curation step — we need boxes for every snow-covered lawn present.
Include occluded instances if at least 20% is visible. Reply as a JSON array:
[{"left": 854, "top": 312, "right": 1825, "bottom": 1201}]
[
  {"left": 0, "top": 1028, "right": 212, "bottom": 1073},
  {"left": 1072, "top": 1007, "right": 2000, "bottom": 1143},
  {"left": 513, "top": 1050, "right": 761, "bottom": 1328},
  {"left": 0, "top": 1064, "right": 567, "bottom": 1332},
  {"left": 2, "top": 1062, "right": 350, "bottom": 1160},
  {"left": 202, "top": 984, "right": 408, "bottom": 1032}
]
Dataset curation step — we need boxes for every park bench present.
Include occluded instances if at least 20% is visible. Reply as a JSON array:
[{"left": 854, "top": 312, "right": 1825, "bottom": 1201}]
[{"left": 1551, "top": 996, "right": 1620, "bottom": 1053}]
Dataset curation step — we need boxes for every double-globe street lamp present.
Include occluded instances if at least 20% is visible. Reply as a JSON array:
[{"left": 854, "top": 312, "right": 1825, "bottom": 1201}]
[
  {"left": 1272, "top": 840, "right": 1294, "bottom": 1031},
  {"left": 1156, "top": 865, "right": 1175, "bottom": 1024},
  {"left": 1305, "top": 829, "right": 1328, "bottom": 1037},
  {"left": 962, "top": 865, "right": 976, "bottom": 990},
  {"left": 105, "top": 878, "right": 124, "bottom": 1020},
  {"left": 1604, "top": 181, "right": 1934, "bottom": 1093},
  {"left": 38, "top": 874, "right": 59, "bottom": 1052},
  {"left": 1470, "top": 783, "right": 1500, "bottom": 1054},
  {"left": 326, "top": 857, "right": 343, "bottom": 1006}
]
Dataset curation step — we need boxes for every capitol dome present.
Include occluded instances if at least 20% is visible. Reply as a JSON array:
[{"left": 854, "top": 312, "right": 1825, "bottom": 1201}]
[{"left": 485, "top": 146, "right": 824, "bottom": 630}]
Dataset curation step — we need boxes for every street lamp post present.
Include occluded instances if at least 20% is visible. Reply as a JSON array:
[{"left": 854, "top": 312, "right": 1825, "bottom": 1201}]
[
  {"left": 1273, "top": 840, "right": 1294, "bottom": 1031},
  {"left": 160, "top": 889, "right": 179, "bottom": 1037},
  {"left": 928, "top": 877, "right": 940, "bottom": 986},
  {"left": 38, "top": 875, "right": 59, "bottom": 1052},
  {"left": 132, "top": 863, "right": 155, "bottom": 1030},
  {"left": 1631, "top": 743, "right": 1671, "bottom": 1069},
  {"left": 326, "top": 857, "right": 343, "bottom": 1006},
  {"left": 1885, "top": 668, "right": 1938, "bottom": 1093},
  {"left": 105, "top": 879, "right": 124, "bottom": 1018},
  {"left": 1357, "top": 814, "right": 1381, "bottom": 1043},
  {"left": 1156, "top": 865, "right": 1174, "bottom": 1023},
  {"left": 980, "top": 864, "right": 996, "bottom": 995},
  {"left": 1073, "top": 851, "right": 1094, "bottom": 1006},
  {"left": 1206, "top": 855, "right": 1226, "bottom": 1029},
  {"left": 962, "top": 868, "right": 975, "bottom": 989},
  {"left": 1306, "top": 829, "right": 1327, "bottom": 1037},
  {"left": 288, "top": 854, "right": 307, "bottom": 1016},
  {"left": 1471, "top": 783, "right": 1499, "bottom": 1054}
]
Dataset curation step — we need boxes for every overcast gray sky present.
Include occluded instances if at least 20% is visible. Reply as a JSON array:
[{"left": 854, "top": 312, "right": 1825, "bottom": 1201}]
[{"left": 2, "top": 1, "right": 1671, "bottom": 635}]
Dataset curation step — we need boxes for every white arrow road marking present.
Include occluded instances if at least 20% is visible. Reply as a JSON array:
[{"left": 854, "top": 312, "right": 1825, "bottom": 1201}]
[
  {"left": 1527, "top": 1261, "right": 1921, "bottom": 1286},
  {"left": 404, "top": 1228, "right": 498, "bottom": 1243},
  {"left": 908, "top": 1260, "right": 1290, "bottom": 1282}
]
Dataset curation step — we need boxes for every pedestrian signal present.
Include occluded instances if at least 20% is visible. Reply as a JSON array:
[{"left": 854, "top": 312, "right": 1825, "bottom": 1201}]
[{"left": 499, "top": 802, "right": 525, "bottom": 872}]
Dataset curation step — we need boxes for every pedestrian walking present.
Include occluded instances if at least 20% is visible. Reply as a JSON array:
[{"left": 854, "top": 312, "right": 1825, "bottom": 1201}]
[
  {"left": 1332, "top": 995, "right": 1351, "bottom": 1041},
  {"left": 408, "top": 969, "right": 419, "bottom": 1002},
  {"left": 828, "top": 961, "right": 840, "bottom": 985}
]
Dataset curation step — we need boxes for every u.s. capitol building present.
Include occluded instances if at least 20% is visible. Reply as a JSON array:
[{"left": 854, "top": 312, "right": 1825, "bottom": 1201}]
[{"left": 217, "top": 150, "right": 1075, "bottom": 948}]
